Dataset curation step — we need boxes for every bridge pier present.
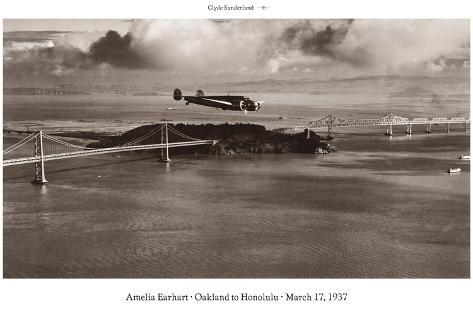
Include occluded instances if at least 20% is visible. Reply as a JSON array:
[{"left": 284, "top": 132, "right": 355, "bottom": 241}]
[
  {"left": 31, "top": 131, "right": 48, "bottom": 185},
  {"left": 464, "top": 122, "right": 468, "bottom": 132},
  {"left": 160, "top": 123, "right": 171, "bottom": 163},
  {"left": 406, "top": 124, "right": 412, "bottom": 135},
  {"left": 385, "top": 124, "right": 393, "bottom": 136},
  {"left": 444, "top": 123, "right": 450, "bottom": 133},
  {"left": 425, "top": 123, "right": 432, "bottom": 134},
  {"left": 327, "top": 125, "right": 333, "bottom": 140}
]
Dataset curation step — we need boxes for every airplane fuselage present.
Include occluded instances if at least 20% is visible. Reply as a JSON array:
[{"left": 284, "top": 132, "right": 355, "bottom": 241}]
[
  {"left": 173, "top": 89, "right": 262, "bottom": 112},
  {"left": 184, "top": 95, "right": 259, "bottom": 111}
]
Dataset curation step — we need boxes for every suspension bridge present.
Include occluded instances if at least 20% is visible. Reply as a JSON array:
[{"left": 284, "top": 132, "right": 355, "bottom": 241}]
[
  {"left": 284, "top": 113, "right": 470, "bottom": 138},
  {"left": 3, "top": 123, "right": 217, "bottom": 184}
]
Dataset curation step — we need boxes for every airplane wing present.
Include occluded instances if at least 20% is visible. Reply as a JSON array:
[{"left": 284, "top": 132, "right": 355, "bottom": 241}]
[
  {"left": 206, "top": 95, "right": 246, "bottom": 102},
  {"left": 201, "top": 98, "right": 232, "bottom": 106},
  {"left": 201, "top": 98, "right": 235, "bottom": 110},
  {"left": 183, "top": 96, "right": 237, "bottom": 110},
  {"left": 202, "top": 98, "right": 232, "bottom": 106}
]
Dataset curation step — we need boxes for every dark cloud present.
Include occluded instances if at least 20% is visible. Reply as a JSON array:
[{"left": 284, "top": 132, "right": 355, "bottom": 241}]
[
  {"left": 301, "top": 25, "right": 348, "bottom": 56},
  {"left": 4, "top": 30, "right": 152, "bottom": 77},
  {"left": 87, "top": 30, "right": 148, "bottom": 69},
  {"left": 280, "top": 21, "right": 350, "bottom": 60}
]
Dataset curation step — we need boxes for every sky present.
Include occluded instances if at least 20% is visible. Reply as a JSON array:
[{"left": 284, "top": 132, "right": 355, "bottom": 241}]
[
  {"left": 3, "top": 19, "right": 131, "bottom": 33},
  {"left": 3, "top": 19, "right": 470, "bottom": 86}
]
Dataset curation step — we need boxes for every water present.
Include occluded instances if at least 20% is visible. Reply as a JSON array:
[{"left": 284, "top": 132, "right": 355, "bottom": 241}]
[
  {"left": 3, "top": 92, "right": 469, "bottom": 129},
  {"left": 3, "top": 131, "right": 469, "bottom": 278}
]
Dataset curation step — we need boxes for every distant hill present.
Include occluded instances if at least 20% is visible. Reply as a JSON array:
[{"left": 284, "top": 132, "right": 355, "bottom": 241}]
[
  {"left": 389, "top": 86, "right": 435, "bottom": 97},
  {"left": 198, "top": 75, "right": 469, "bottom": 96}
]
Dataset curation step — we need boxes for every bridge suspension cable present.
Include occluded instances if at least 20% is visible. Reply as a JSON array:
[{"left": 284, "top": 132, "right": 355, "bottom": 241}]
[
  {"left": 3, "top": 133, "right": 37, "bottom": 154},
  {"left": 42, "top": 134, "right": 93, "bottom": 150},
  {"left": 43, "top": 124, "right": 166, "bottom": 150},
  {"left": 3, "top": 124, "right": 201, "bottom": 158},
  {"left": 167, "top": 125, "right": 202, "bottom": 141},
  {"left": 42, "top": 124, "right": 166, "bottom": 152},
  {"left": 120, "top": 124, "right": 164, "bottom": 146}
]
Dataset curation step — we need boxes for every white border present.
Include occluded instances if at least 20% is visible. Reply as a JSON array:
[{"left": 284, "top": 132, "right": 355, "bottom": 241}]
[
  {"left": 1, "top": 0, "right": 473, "bottom": 19},
  {"left": 1, "top": 0, "right": 472, "bottom": 314}
]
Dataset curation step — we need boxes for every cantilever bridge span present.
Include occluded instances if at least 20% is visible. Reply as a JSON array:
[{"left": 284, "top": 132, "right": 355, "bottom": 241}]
[
  {"left": 287, "top": 113, "right": 469, "bottom": 138},
  {"left": 3, "top": 123, "right": 217, "bottom": 184}
]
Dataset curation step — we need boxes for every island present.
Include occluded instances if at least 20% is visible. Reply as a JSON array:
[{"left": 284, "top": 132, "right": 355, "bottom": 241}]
[{"left": 87, "top": 123, "right": 333, "bottom": 155}]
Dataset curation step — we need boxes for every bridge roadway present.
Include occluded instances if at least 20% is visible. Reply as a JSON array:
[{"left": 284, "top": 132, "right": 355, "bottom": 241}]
[
  {"left": 274, "top": 114, "right": 470, "bottom": 138},
  {"left": 3, "top": 140, "right": 216, "bottom": 167},
  {"left": 292, "top": 114, "right": 469, "bottom": 131}
]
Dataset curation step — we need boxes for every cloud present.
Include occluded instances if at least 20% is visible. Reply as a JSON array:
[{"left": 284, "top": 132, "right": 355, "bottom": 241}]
[
  {"left": 88, "top": 30, "right": 149, "bottom": 68},
  {"left": 279, "top": 20, "right": 350, "bottom": 58},
  {"left": 3, "top": 19, "right": 470, "bottom": 78},
  {"left": 3, "top": 43, "right": 92, "bottom": 77},
  {"left": 124, "top": 19, "right": 283, "bottom": 72},
  {"left": 275, "top": 19, "right": 469, "bottom": 72},
  {"left": 336, "top": 20, "right": 470, "bottom": 70}
]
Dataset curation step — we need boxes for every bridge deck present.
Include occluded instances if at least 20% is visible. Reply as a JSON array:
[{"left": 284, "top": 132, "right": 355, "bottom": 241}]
[
  {"left": 3, "top": 140, "right": 216, "bottom": 167},
  {"left": 289, "top": 114, "right": 470, "bottom": 131}
]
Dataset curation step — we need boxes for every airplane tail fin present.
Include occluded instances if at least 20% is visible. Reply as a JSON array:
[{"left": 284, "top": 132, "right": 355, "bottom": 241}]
[
  {"left": 196, "top": 89, "right": 204, "bottom": 97},
  {"left": 173, "top": 88, "right": 182, "bottom": 101}
]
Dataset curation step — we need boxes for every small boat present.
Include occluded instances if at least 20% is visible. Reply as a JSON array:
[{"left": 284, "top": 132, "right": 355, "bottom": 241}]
[
  {"left": 448, "top": 168, "right": 462, "bottom": 173},
  {"left": 458, "top": 155, "right": 470, "bottom": 160}
]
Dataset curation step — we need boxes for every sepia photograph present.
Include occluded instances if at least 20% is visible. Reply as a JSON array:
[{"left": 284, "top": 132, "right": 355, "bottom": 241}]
[{"left": 3, "top": 18, "right": 470, "bottom": 279}]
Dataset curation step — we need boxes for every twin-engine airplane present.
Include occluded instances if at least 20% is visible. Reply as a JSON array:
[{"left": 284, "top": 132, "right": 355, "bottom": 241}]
[{"left": 173, "top": 89, "right": 263, "bottom": 114}]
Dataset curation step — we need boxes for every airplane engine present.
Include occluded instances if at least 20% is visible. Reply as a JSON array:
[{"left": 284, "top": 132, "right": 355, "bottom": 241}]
[
  {"left": 173, "top": 88, "right": 182, "bottom": 101},
  {"left": 255, "top": 102, "right": 261, "bottom": 111},
  {"left": 196, "top": 90, "right": 204, "bottom": 97},
  {"left": 240, "top": 101, "right": 246, "bottom": 111}
]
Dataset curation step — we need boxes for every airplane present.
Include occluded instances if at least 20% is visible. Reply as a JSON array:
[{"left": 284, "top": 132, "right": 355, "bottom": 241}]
[{"left": 173, "top": 89, "right": 263, "bottom": 114}]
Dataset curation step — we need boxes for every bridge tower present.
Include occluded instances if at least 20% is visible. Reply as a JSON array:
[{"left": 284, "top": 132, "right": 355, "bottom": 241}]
[
  {"left": 31, "top": 131, "right": 48, "bottom": 185},
  {"left": 406, "top": 124, "right": 412, "bottom": 135},
  {"left": 160, "top": 123, "right": 171, "bottom": 163}
]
